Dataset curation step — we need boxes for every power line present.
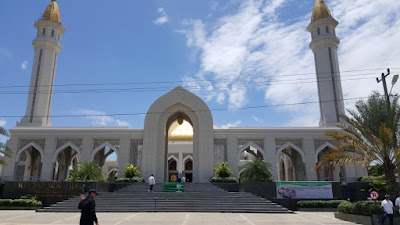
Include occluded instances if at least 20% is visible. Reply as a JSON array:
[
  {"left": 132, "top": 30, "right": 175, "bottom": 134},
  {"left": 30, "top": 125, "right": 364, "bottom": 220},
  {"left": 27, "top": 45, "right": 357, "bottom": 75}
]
[
  {"left": 0, "top": 68, "right": 397, "bottom": 90},
  {"left": 0, "top": 96, "right": 368, "bottom": 118},
  {"left": 0, "top": 73, "right": 382, "bottom": 95}
]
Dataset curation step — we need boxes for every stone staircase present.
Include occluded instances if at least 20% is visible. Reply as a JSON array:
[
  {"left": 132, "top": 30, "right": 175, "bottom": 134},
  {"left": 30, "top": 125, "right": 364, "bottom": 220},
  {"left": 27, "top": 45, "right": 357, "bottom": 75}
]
[{"left": 38, "top": 183, "right": 290, "bottom": 213}]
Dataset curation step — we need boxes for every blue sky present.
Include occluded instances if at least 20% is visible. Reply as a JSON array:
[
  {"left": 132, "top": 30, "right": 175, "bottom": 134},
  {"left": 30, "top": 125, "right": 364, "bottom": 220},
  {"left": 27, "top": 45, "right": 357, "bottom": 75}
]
[{"left": 1, "top": 0, "right": 400, "bottom": 141}]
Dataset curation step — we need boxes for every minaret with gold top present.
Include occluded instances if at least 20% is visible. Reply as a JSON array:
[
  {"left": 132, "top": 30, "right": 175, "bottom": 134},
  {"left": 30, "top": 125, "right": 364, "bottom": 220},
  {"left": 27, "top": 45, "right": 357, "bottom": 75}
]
[
  {"left": 18, "top": 0, "right": 65, "bottom": 127},
  {"left": 307, "top": 0, "right": 345, "bottom": 127}
]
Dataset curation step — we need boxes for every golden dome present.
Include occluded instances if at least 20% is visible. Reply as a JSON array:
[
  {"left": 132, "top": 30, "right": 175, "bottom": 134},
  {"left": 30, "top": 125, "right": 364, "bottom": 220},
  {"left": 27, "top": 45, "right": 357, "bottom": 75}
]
[
  {"left": 311, "top": 0, "right": 331, "bottom": 22},
  {"left": 41, "top": 0, "right": 62, "bottom": 24},
  {"left": 169, "top": 120, "right": 193, "bottom": 142}
]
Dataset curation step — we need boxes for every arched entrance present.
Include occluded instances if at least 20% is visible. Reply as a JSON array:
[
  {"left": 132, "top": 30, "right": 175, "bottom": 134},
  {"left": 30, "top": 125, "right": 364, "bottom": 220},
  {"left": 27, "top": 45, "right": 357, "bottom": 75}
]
[
  {"left": 15, "top": 143, "right": 43, "bottom": 181},
  {"left": 52, "top": 146, "right": 79, "bottom": 181},
  {"left": 277, "top": 143, "right": 306, "bottom": 181},
  {"left": 166, "top": 115, "right": 194, "bottom": 182},
  {"left": 91, "top": 143, "right": 119, "bottom": 181},
  {"left": 143, "top": 86, "right": 214, "bottom": 183}
]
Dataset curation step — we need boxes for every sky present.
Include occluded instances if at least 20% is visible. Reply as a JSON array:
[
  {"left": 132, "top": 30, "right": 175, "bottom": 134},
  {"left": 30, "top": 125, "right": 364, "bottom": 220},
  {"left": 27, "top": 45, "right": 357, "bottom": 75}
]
[{"left": 1, "top": 0, "right": 400, "bottom": 146}]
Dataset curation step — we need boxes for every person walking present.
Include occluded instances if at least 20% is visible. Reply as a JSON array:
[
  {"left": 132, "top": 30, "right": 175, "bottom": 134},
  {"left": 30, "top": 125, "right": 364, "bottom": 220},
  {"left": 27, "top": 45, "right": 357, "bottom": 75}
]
[
  {"left": 380, "top": 194, "right": 394, "bottom": 225},
  {"left": 78, "top": 189, "right": 99, "bottom": 225},
  {"left": 148, "top": 174, "right": 156, "bottom": 192}
]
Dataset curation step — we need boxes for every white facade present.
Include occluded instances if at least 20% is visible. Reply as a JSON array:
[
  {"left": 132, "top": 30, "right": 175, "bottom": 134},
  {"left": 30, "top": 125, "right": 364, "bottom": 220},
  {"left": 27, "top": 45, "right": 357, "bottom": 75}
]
[{"left": 1, "top": 0, "right": 368, "bottom": 183}]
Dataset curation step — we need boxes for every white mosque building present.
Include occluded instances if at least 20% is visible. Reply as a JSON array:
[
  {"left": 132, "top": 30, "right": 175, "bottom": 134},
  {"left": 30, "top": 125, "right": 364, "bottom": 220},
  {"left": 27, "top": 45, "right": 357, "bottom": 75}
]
[{"left": 1, "top": 0, "right": 367, "bottom": 183}]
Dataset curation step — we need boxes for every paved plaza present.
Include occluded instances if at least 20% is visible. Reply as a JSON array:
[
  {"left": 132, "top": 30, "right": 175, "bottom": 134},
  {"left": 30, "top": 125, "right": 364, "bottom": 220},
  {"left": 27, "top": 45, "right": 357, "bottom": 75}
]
[{"left": 0, "top": 211, "right": 355, "bottom": 225}]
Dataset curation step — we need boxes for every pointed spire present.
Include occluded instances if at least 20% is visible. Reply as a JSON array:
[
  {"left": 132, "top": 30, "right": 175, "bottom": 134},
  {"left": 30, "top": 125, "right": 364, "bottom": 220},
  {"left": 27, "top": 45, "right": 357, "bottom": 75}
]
[
  {"left": 311, "top": 0, "right": 332, "bottom": 22},
  {"left": 41, "top": 0, "right": 62, "bottom": 24}
]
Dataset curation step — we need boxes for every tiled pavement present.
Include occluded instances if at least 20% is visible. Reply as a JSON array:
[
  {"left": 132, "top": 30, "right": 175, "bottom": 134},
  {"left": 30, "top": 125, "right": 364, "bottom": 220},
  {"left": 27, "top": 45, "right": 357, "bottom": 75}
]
[{"left": 0, "top": 211, "right": 356, "bottom": 225}]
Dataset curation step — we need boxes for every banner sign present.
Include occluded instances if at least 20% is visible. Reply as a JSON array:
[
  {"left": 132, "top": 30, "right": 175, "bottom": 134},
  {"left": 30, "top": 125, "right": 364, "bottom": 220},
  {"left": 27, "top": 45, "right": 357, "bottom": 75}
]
[{"left": 276, "top": 181, "right": 333, "bottom": 199}]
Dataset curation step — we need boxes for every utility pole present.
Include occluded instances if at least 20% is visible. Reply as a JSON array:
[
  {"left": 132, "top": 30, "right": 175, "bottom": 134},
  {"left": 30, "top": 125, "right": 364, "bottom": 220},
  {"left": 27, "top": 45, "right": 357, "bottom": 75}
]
[{"left": 376, "top": 68, "right": 391, "bottom": 110}]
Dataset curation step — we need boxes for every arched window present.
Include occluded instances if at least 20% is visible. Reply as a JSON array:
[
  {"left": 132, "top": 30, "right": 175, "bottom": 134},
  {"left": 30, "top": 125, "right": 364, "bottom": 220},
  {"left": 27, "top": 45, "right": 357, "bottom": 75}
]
[
  {"left": 51, "top": 29, "right": 55, "bottom": 37},
  {"left": 185, "top": 160, "right": 193, "bottom": 171},
  {"left": 326, "top": 26, "right": 329, "bottom": 33},
  {"left": 317, "top": 27, "right": 320, "bottom": 35},
  {"left": 42, "top": 28, "right": 46, "bottom": 36},
  {"left": 168, "top": 160, "right": 177, "bottom": 171}
]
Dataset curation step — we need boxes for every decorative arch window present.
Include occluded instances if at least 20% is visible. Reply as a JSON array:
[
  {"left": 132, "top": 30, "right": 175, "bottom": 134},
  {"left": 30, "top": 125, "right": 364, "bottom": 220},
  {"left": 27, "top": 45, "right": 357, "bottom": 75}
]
[
  {"left": 168, "top": 160, "right": 177, "bottom": 171},
  {"left": 42, "top": 28, "right": 46, "bottom": 36},
  {"left": 185, "top": 160, "right": 193, "bottom": 171},
  {"left": 51, "top": 29, "right": 55, "bottom": 37},
  {"left": 326, "top": 26, "right": 329, "bottom": 33},
  {"left": 317, "top": 27, "right": 321, "bottom": 35}
]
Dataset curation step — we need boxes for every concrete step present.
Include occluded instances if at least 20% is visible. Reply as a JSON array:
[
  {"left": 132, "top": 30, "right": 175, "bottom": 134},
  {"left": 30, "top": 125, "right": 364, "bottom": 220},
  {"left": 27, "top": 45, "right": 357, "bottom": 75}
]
[{"left": 40, "top": 183, "right": 291, "bottom": 213}]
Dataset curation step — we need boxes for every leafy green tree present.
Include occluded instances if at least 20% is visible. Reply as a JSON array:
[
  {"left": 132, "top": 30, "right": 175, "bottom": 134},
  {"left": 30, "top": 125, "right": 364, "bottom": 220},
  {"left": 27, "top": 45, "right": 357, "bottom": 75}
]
[
  {"left": 368, "top": 164, "right": 384, "bottom": 177},
  {"left": 240, "top": 158, "right": 273, "bottom": 182},
  {"left": 68, "top": 161, "right": 104, "bottom": 182},
  {"left": 214, "top": 162, "right": 232, "bottom": 178},
  {"left": 318, "top": 92, "right": 400, "bottom": 197},
  {"left": 0, "top": 127, "right": 12, "bottom": 165},
  {"left": 123, "top": 163, "right": 140, "bottom": 178}
]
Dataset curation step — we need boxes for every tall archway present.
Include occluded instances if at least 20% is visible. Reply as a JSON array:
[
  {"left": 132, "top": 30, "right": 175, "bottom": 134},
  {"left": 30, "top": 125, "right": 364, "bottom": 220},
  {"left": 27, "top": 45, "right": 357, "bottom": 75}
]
[
  {"left": 238, "top": 143, "right": 265, "bottom": 179},
  {"left": 277, "top": 143, "right": 306, "bottom": 181},
  {"left": 143, "top": 86, "right": 214, "bottom": 183},
  {"left": 15, "top": 145, "right": 43, "bottom": 181},
  {"left": 52, "top": 146, "right": 79, "bottom": 181},
  {"left": 91, "top": 143, "right": 119, "bottom": 181}
]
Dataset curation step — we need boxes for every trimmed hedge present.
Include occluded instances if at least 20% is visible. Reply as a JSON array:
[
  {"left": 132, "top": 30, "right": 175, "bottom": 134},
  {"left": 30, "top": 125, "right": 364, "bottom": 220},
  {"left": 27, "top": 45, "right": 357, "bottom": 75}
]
[
  {"left": 210, "top": 176, "right": 238, "bottom": 183},
  {"left": 0, "top": 199, "right": 42, "bottom": 207},
  {"left": 297, "top": 200, "right": 347, "bottom": 209},
  {"left": 115, "top": 177, "right": 143, "bottom": 183},
  {"left": 338, "top": 201, "right": 383, "bottom": 216}
]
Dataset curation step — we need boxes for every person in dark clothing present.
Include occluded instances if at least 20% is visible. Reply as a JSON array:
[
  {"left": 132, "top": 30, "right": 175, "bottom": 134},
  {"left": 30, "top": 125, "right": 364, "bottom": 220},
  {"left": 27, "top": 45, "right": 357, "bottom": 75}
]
[{"left": 78, "top": 189, "right": 99, "bottom": 225}]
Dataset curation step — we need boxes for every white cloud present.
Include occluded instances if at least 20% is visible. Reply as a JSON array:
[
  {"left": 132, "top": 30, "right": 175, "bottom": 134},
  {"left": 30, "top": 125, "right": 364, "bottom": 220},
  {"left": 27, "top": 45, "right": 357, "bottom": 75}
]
[
  {"left": 154, "top": 8, "right": 169, "bottom": 25},
  {"left": 181, "top": 0, "right": 400, "bottom": 126},
  {"left": 0, "top": 120, "right": 6, "bottom": 127},
  {"left": 116, "top": 120, "right": 131, "bottom": 127},
  {"left": 77, "top": 110, "right": 131, "bottom": 127},
  {"left": 20, "top": 60, "right": 28, "bottom": 70},
  {"left": 220, "top": 120, "right": 242, "bottom": 129},
  {"left": 252, "top": 115, "right": 263, "bottom": 123}
]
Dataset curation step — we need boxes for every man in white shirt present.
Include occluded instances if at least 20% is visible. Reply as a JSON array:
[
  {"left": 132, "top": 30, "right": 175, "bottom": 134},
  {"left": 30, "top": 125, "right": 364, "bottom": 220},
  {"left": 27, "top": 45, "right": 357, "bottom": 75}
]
[
  {"left": 381, "top": 194, "right": 394, "bottom": 225},
  {"left": 395, "top": 195, "right": 400, "bottom": 213},
  {"left": 148, "top": 174, "right": 156, "bottom": 192}
]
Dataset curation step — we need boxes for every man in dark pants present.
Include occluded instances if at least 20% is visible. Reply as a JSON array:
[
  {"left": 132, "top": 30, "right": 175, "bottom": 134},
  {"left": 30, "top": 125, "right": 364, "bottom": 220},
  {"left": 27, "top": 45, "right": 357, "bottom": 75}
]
[
  {"left": 78, "top": 189, "right": 99, "bottom": 225},
  {"left": 380, "top": 194, "right": 394, "bottom": 225}
]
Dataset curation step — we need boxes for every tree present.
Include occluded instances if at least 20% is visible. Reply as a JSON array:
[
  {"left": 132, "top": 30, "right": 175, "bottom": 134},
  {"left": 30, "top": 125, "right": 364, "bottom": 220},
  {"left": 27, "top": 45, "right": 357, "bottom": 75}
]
[
  {"left": 368, "top": 164, "right": 384, "bottom": 177},
  {"left": 123, "top": 163, "right": 140, "bottom": 178},
  {"left": 0, "top": 127, "right": 12, "bottom": 165},
  {"left": 68, "top": 161, "right": 104, "bottom": 182},
  {"left": 318, "top": 92, "right": 400, "bottom": 197},
  {"left": 214, "top": 162, "right": 232, "bottom": 178},
  {"left": 240, "top": 158, "right": 273, "bottom": 182}
]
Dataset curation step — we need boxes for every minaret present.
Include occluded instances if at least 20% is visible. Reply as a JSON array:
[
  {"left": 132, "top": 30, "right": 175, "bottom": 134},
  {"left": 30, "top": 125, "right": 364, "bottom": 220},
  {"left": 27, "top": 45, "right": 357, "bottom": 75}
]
[
  {"left": 307, "top": 0, "right": 345, "bottom": 127},
  {"left": 18, "top": 0, "right": 65, "bottom": 127}
]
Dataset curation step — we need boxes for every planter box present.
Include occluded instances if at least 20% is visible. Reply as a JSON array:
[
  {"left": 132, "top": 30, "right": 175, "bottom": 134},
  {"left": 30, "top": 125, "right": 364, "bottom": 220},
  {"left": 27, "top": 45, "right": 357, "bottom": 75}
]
[
  {"left": 298, "top": 208, "right": 337, "bottom": 212},
  {"left": 335, "top": 212, "right": 400, "bottom": 225}
]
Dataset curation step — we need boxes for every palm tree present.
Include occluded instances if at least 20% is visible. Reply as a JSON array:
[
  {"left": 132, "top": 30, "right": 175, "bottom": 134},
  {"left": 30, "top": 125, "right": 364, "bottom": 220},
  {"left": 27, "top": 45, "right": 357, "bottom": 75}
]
[
  {"left": 318, "top": 92, "right": 400, "bottom": 197},
  {"left": 0, "top": 126, "right": 12, "bottom": 165},
  {"left": 69, "top": 161, "right": 104, "bottom": 182},
  {"left": 240, "top": 158, "right": 273, "bottom": 182}
]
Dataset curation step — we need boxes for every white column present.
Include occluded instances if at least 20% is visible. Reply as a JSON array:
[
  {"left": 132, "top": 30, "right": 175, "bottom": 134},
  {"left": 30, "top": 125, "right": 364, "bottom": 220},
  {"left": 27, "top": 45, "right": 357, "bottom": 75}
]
[
  {"left": 227, "top": 137, "right": 238, "bottom": 178},
  {"left": 303, "top": 138, "right": 318, "bottom": 181},
  {"left": 40, "top": 137, "right": 56, "bottom": 181},
  {"left": 264, "top": 137, "right": 277, "bottom": 181},
  {"left": 118, "top": 137, "right": 130, "bottom": 178},
  {"left": 1, "top": 136, "right": 19, "bottom": 179}
]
